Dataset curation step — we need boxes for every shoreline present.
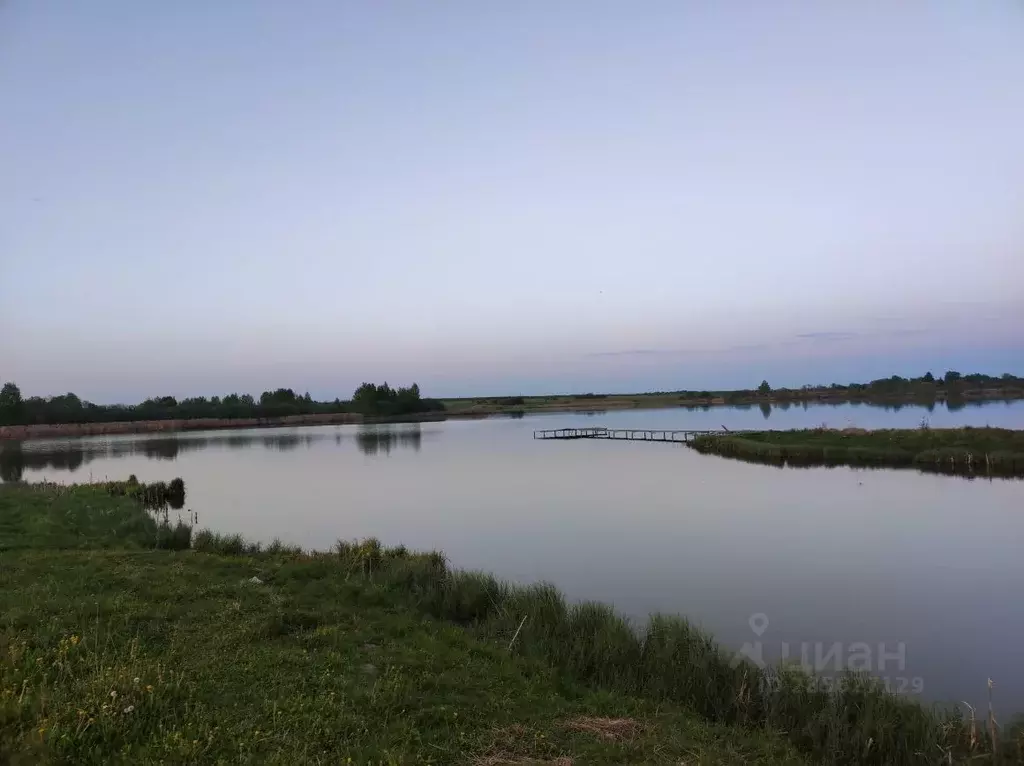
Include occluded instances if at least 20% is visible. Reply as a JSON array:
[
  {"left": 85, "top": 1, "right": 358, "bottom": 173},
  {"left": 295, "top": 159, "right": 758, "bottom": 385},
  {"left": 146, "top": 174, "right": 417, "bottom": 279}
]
[
  {"left": 3, "top": 388, "right": 1022, "bottom": 441},
  {"left": 0, "top": 411, "right": 452, "bottom": 441},
  {"left": 443, "top": 387, "right": 1024, "bottom": 415},
  {"left": 1, "top": 479, "right": 1010, "bottom": 764}
]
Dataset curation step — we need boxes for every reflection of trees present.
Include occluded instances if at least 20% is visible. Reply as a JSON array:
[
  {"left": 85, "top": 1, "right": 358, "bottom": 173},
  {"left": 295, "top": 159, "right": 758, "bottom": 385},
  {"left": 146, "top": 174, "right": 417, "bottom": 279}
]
[
  {"left": 142, "top": 439, "right": 180, "bottom": 460},
  {"left": 356, "top": 427, "right": 422, "bottom": 456},
  {"left": 0, "top": 427, "right": 426, "bottom": 478},
  {"left": 0, "top": 444, "right": 25, "bottom": 482},
  {"left": 759, "top": 402, "right": 771, "bottom": 419},
  {"left": 261, "top": 434, "right": 316, "bottom": 451},
  {"left": 0, "top": 442, "right": 87, "bottom": 481}
]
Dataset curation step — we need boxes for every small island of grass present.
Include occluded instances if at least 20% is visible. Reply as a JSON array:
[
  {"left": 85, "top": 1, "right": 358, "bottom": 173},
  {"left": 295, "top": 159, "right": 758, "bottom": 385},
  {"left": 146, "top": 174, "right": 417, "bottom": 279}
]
[{"left": 690, "top": 426, "right": 1024, "bottom": 477}]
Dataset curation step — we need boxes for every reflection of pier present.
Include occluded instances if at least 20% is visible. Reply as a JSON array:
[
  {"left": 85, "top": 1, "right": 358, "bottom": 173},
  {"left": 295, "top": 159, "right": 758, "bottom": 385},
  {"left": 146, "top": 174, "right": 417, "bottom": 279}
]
[{"left": 533, "top": 427, "right": 727, "bottom": 443}]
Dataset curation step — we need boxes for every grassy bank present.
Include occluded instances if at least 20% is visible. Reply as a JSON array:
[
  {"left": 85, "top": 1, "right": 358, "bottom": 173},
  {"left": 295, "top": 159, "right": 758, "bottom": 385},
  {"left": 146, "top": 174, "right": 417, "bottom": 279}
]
[
  {"left": 690, "top": 427, "right": 1024, "bottom": 477},
  {"left": 0, "top": 483, "right": 804, "bottom": 765},
  {"left": 2, "top": 482, "right": 1020, "bottom": 764}
]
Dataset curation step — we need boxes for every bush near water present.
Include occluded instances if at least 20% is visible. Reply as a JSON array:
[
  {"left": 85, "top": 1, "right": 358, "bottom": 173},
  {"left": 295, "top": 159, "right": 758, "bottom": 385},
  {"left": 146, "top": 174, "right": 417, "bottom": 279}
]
[{"left": 3, "top": 479, "right": 1023, "bottom": 763}]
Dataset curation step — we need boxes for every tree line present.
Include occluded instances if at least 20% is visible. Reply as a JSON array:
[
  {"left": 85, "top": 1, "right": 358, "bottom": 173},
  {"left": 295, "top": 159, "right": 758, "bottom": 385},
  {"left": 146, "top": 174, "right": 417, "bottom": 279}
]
[
  {"left": 0, "top": 381, "right": 443, "bottom": 427},
  {"left": 609, "top": 371, "right": 1023, "bottom": 404},
  {"left": 749, "top": 371, "right": 1023, "bottom": 401}
]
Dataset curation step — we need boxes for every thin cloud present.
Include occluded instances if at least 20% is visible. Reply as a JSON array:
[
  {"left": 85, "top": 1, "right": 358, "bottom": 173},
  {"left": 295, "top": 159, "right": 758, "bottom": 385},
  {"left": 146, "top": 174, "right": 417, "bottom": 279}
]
[
  {"left": 586, "top": 343, "right": 774, "bottom": 359},
  {"left": 585, "top": 348, "right": 673, "bottom": 358},
  {"left": 795, "top": 331, "right": 859, "bottom": 342},
  {"left": 726, "top": 343, "right": 774, "bottom": 352}
]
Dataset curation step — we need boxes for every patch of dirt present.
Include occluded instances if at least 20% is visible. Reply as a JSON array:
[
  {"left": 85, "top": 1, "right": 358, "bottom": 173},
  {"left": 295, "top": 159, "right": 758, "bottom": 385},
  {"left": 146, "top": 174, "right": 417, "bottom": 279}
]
[{"left": 561, "top": 716, "right": 644, "bottom": 741}]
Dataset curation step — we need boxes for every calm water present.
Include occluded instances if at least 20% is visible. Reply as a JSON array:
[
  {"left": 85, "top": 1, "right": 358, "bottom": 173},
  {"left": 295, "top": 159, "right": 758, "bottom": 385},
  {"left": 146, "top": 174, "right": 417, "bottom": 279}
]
[{"left": 4, "top": 400, "right": 1024, "bottom": 711}]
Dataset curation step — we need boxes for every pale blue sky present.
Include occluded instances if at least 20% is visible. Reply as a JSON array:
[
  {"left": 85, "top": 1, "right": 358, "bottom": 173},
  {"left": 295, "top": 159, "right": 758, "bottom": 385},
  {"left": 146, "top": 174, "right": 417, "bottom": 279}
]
[{"left": 2, "top": 1, "right": 1022, "bottom": 401}]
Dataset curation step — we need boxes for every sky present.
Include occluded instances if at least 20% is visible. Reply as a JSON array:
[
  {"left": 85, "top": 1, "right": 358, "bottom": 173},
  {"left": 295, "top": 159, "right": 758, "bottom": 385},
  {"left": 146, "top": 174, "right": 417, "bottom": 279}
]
[{"left": 1, "top": 1, "right": 1022, "bottom": 402}]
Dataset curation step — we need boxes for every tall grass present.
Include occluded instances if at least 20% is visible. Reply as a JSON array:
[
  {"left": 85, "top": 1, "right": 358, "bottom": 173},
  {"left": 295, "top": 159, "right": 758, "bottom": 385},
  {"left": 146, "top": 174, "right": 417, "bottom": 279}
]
[
  {"left": 302, "top": 538, "right": 1019, "bottom": 765},
  {"left": 103, "top": 475, "right": 186, "bottom": 509}
]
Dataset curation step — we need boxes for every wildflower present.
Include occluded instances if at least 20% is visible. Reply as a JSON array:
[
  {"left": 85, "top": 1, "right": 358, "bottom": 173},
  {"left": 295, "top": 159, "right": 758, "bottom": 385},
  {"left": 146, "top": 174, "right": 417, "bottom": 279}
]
[
  {"left": 110, "top": 690, "right": 117, "bottom": 699},
  {"left": 70, "top": 635, "right": 79, "bottom": 645},
  {"left": 123, "top": 705, "right": 135, "bottom": 714},
  {"left": 38, "top": 727, "right": 46, "bottom": 735},
  {"left": 133, "top": 677, "right": 140, "bottom": 684},
  {"left": 146, "top": 685, "right": 153, "bottom": 692}
]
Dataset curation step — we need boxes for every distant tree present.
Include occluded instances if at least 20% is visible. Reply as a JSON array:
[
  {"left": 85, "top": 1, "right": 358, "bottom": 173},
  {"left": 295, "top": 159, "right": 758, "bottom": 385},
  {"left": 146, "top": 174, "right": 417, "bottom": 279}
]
[
  {"left": 0, "top": 382, "right": 24, "bottom": 424},
  {"left": 758, "top": 380, "right": 772, "bottom": 395},
  {"left": 922, "top": 372, "right": 934, "bottom": 383},
  {"left": 350, "top": 381, "right": 442, "bottom": 417},
  {"left": 260, "top": 388, "right": 297, "bottom": 405},
  {"left": 943, "top": 370, "right": 962, "bottom": 384}
]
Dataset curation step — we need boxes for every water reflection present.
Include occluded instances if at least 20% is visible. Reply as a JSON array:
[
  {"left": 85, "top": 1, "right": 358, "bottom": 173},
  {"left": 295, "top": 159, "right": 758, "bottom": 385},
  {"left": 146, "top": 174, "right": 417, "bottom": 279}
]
[
  {"left": 0, "top": 424, "right": 426, "bottom": 480},
  {"left": 355, "top": 427, "right": 422, "bottom": 455}
]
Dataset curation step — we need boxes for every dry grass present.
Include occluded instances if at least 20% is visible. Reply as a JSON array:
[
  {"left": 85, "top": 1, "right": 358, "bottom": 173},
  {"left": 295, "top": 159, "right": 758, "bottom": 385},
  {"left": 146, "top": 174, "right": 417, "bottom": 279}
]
[
  {"left": 473, "top": 754, "right": 573, "bottom": 766},
  {"left": 561, "top": 716, "right": 644, "bottom": 741}
]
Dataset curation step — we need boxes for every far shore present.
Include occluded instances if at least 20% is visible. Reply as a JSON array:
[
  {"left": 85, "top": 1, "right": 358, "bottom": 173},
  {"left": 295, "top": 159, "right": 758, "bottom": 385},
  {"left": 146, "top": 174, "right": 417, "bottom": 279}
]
[
  {"left": 3, "top": 386, "right": 1023, "bottom": 441},
  {"left": 0, "top": 411, "right": 450, "bottom": 441}
]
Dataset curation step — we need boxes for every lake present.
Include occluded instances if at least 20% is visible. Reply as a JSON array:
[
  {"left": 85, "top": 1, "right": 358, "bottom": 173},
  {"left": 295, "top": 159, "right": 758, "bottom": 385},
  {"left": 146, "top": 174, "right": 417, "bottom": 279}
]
[{"left": 4, "top": 399, "right": 1024, "bottom": 712}]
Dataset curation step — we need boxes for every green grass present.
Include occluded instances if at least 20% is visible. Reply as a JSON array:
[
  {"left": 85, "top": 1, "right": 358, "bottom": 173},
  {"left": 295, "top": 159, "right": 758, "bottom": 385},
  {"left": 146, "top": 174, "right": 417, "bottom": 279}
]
[
  {"left": 691, "top": 427, "right": 1024, "bottom": 477},
  {"left": 0, "top": 484, "right": 806, "bottom": 765},
  {"left": 2, "top": 482, "right": 1022, "bottom": 764},
  {"left": 0, "top": 480, "right": 190, "bottom": 551}
]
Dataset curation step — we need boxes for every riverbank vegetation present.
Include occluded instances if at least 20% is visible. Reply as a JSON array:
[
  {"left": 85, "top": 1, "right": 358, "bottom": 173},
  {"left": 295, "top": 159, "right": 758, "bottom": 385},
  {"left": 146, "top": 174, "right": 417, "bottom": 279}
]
[
  {"left": 0, "top": 381, "right": 442, "bottom": 429},
  {"left": 3, "top": 481, "right": 1021, "bottom": 763},
  {"left": 1, "top": 482, "right": 804, "bottom": 765},
  {"left": 690, "top": 426, "right": 1024, "bottom": 477}
]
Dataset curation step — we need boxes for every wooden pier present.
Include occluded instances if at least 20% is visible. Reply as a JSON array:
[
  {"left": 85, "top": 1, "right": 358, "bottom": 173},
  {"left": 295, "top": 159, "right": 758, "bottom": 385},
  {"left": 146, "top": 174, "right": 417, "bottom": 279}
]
[{"left": 533, "top": 427, "right": 725, "bottom": 443}]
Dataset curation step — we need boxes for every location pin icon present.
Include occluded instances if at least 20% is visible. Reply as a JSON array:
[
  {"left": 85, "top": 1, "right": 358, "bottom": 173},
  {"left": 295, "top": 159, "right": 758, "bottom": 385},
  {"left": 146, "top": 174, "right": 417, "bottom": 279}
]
[{"left": 749, "top": 613, "right": 769, "bottom": 637}]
